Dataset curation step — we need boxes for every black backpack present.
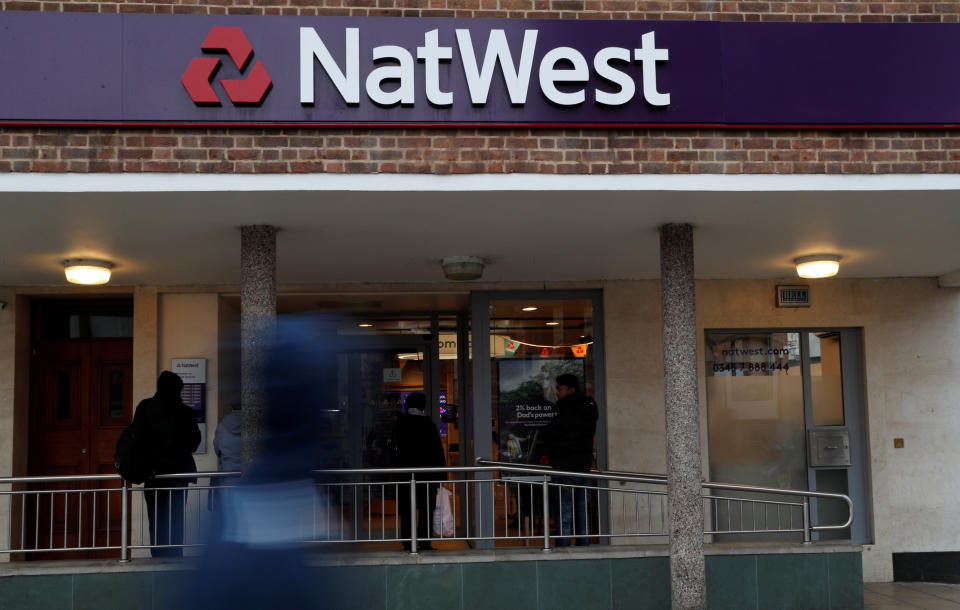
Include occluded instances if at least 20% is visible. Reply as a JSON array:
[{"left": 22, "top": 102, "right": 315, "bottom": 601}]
[{"left": 114, "top": 423, "right": 152, "bottom": 484}]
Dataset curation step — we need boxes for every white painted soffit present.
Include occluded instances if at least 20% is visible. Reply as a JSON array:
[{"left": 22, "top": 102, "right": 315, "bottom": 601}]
[
  {"left": 4, "top": 173, "right": 960, "bottom": 192},
  {"left": 0, "top": 174, "right": 958, "bottom": 285}
]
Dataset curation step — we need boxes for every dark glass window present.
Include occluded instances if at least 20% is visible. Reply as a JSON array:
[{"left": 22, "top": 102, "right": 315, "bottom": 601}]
[
  {"left": 35, "top": 302, "right": 133, "bottom": 340},
  {"left": 56, "top": 371, "right": 72, "bottom": 420},
  {"left": 107, "top": 370, "right": 125, "bottom": 419}
]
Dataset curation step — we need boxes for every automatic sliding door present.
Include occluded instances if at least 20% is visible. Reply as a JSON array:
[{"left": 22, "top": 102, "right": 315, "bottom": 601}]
[
  {"left": 337, "top": 348, "right": 426, "bottom": 470},
  {"left": 334, "top": 343, "right": 425, "bottom": 541}
]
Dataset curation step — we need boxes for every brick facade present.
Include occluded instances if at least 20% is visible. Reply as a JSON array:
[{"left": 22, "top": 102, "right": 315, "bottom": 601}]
[
  {"left": 3, "top": 128, "right": 957, "bottom": 174},
  {"left": 2, "top": 0, "right": 958, "bottom": 21},
  {"left": 2, "top": 1, "right": 958, "bottom": 175}
]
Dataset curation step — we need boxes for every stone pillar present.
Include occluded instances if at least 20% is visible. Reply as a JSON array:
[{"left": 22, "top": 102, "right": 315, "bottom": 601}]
[
  {"left": 659, "top": 223, "right": 706, "bottom": 609},
  {"left": 130, "top": 287, "right": 159, "bottom": 553},
  {"left": 240, "top": 225, "right": 277, "bottom": 466}
]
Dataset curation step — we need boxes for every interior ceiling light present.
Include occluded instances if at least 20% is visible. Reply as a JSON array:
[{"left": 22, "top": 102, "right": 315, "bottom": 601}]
[
  {"left": 357, "top": 322, "right": 374, "bottom": 328},
  {"left": 794, "top": 254, "right": 842, "bottom": 279},
  {"left": 546, "top": 321, "right": 560, "bottom": 326},
  {"left": 63, "top": 258, "right": 113, "bottom": 285},
  {"left": 441, "top": 256, "right": 485, "bottom": 281},
  {"left": 522, "top": 306, "right": 538, "bottom": 312}
]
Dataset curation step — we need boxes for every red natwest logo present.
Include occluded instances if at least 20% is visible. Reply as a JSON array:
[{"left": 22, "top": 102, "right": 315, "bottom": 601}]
[{"left": 181, "top": 27, "right": 272, "bottom": 105}]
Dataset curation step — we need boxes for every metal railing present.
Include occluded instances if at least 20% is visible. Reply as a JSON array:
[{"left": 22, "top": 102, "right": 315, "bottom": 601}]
[{"left": 0, "top": 463, "right": 852, "bottom": 559}]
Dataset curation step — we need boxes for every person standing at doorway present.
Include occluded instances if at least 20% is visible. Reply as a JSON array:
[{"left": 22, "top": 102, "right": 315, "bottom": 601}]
[
  {"left": 543, "top": 373, "right": 598, "bottom": 547},
  {"left": 209, "top": 396, "right": 242, "bottom": 510},
  {"left": 214, "top": 398, "right": 242, "bottom": 475},
  {"left": 391, "top": 393, "right": 446, "bottom": 551},
  {"left": 134, "top": 370, "right": 201, "bottom": 557}
]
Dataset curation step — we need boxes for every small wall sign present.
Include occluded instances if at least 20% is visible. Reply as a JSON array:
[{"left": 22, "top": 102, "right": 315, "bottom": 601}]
[
  {"left": 172, "top": 357, "right": 207, "bottom": 454},
  {"left": 776, "top": 285, "right": 810, "bottom": 308}
]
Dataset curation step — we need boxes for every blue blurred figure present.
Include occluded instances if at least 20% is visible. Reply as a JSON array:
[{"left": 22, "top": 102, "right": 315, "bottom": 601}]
[{"left": 189, "top": 313, "right": 343, "bottom": 609}]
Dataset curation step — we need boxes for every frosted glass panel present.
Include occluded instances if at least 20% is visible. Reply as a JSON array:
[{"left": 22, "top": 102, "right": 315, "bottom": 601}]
[
  {"left": 810, "top": 333, "right": 845, "bottom": 426},
  {"left": 706, "top": 333, "right": 806, "bottom": 490}
]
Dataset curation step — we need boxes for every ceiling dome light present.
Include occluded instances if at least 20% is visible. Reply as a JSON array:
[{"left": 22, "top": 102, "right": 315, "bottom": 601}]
[
  {"left": 441, "top": 256, "right": 485, "bottom": 281},
  {"left": 794, "top": 254, "right": 841, "bottom": 279},
  {"left": 63, "top": 259, "right": 113, "bottom": 285},
  {"left": 522, "top": 306, "right": 538, "bottom": 312}
]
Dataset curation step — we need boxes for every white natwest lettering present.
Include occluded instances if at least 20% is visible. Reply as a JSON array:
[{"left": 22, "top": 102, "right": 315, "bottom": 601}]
[
  {"left": 417, "top": 29, "right": 453, "bottom": 106},
  {"left": 299, "top": 27, "right": 670, "bottom": 108},
  {"left": 634, "top": 31, "right": 670, "bottom": 106},
  {"left": 455, "top": 29, "right": 539, "bottom": 104},
  {"left": 300, "top": 27, "right": 360, "bottom": 104},
  {"left": 539, "top": 46, "right": 588, "bottom": 105},
  {"left": 366, "top": 45, "right": 415, "bottom": 105}
]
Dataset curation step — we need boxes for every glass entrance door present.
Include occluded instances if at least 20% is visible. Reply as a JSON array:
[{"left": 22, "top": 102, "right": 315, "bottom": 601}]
[
  {"left": 319, "top": 323, "right": 469, "bottom": 542},
  {"left": 340, "top": 347, "right": 427, "bottom": 469},
  {"left": 319, "top": 338, "right": 430, "bottom": 543},
  {"left": 317, "top": 335, "right": 433, "bottom": 470}
]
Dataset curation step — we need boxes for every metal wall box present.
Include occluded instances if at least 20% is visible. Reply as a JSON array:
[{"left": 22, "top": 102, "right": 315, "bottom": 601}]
[
  {"left": 808, "top": 429, "right": 851, "bottom": 467},
  {"left": 777, "top": 285, "right": 811, "bottom": 307}
]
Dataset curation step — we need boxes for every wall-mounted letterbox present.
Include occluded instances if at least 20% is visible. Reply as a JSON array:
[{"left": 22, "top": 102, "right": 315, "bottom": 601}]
[{"left": 808, "top": 429, "right": 851, "bottom": 467}]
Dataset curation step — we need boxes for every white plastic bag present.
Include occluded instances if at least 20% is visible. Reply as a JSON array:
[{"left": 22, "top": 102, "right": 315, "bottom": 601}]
[{"left": 432, "top": 486, "right": 454, "bottom": 538}]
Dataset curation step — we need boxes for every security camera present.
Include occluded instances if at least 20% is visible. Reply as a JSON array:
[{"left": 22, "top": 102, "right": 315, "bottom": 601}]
[{"left": 0, "top": 301, "right": 6, "bottom": 310}]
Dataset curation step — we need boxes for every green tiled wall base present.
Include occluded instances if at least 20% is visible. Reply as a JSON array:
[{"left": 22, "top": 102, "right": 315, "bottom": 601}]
[
  {"left": 0, "top": 553, "right": 862, "bottom": 610},
  {"left": 707, "top": 553, "right": 863, "bottom": 609}
]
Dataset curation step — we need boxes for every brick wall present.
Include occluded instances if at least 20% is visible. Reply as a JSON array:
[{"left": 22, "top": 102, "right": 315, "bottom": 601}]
[
  {"left": 2, "top": 128, "right": 958, "bottom": 174},
  {"left": 2, "top": 1, "right": 959, "bottom": 175},
  {"left": 2, "top": 0, "right": 958, "bottom": 21}
]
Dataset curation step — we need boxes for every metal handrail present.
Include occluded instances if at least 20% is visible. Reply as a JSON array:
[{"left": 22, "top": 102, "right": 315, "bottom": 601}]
[
  {"left": 701, "top": 480, "right": 852, "bottom": 532},
  {"left": 317, "top": 464, "right": 669, "bottom": 484},
  {"left": 476, "top": 459, "right": 669, "bottom": 481},
  {"left": 478, "top": 459, "right": 854, "bottom": 533},
  {"left": 0, "top": 462, "right": 853, "bottom": 558},
  {"left": 318, "top": 460, "right": 852, "bottom": 539},
  {"left": 2, "top": 466, "right": 849, "bottom": 530}
]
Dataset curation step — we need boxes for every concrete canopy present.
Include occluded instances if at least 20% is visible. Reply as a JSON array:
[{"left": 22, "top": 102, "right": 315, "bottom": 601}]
[{"left": 0, "top": 173, "right": 958, "bottom": 286}]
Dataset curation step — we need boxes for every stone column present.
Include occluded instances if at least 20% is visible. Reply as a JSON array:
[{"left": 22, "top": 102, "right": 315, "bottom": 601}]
[
  {"left": 240, "top": 225, "right": 277, "bottom": 466},
  {"left": 130, "top": 287, "right": 158, "bottom": 553},
  {"left": 659, "top": 223, "right": 706, "bottom": 609}
]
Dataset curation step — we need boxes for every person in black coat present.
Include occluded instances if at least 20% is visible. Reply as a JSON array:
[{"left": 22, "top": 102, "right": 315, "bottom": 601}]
[
  {"left": 543, "top": 373, "right": 598, "bottom": 546},
  {"left": 133, "top": 370, "right": 201, "bottom": 557},
  {"left": 391, "top": 393, "right": 446, "bottom": 551}
]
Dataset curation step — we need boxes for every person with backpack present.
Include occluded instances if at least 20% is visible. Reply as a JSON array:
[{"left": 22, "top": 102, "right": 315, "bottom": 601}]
[{"left": 133, "top": 371, "right": 201, "bottom": 557}]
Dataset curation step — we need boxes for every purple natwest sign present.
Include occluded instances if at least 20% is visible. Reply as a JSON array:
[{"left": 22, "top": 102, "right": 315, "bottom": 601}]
[{"left": 1, "top": 11, "right": 960, "bottom": 127}]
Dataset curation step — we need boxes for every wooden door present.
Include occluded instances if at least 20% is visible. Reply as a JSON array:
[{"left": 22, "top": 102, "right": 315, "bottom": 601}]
[{"left": 28, "top": 339, "right": 132, "bottom": 559}]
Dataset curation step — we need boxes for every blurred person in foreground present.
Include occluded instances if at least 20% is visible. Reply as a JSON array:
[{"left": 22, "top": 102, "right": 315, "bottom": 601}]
[
  {"left": 188, "top": 313, "right": 342, "bottom": 609},
  {"left": 391, "top": 392, "right": 446, "bottom": 551},
  {"left": 134, "top": 370, "right": 200, "bottom": 558}
]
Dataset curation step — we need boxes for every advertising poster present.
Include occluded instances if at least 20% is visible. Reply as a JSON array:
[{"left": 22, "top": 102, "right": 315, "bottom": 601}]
[{"left": 496, "top": 358, "right": 585, "bottom": 465}]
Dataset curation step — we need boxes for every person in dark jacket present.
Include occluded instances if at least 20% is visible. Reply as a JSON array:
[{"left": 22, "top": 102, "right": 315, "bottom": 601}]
[
  {"left": 133, "top": 370, "right": 201, "bottom": 557},
  {"left": 391, "top": 392, "right": 446, "bottom": 551},
  {"left": 543, "top": 373, "right": 598, "bottom": 546}
]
